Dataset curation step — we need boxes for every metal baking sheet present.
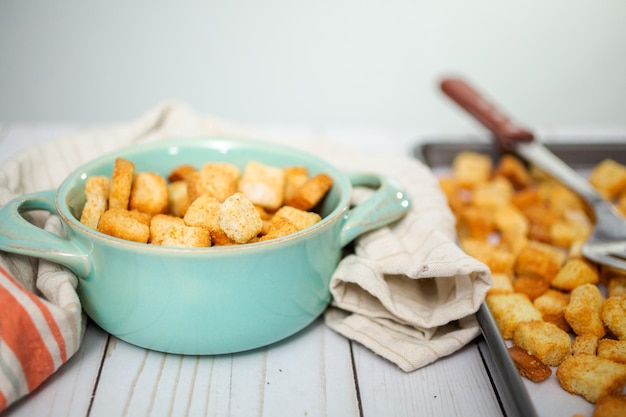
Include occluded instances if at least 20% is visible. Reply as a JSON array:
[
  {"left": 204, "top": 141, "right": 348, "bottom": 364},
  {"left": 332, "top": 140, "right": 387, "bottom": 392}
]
[{"left": 414, "top": 136, "right": 626, "bottom": 417}]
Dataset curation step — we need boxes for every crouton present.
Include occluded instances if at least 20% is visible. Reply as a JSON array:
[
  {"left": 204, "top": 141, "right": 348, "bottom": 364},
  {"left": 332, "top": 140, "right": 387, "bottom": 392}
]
[
  {"left": 551, "top": 258, "right": 600, "bottom": 291},
  {"left": 514, "top": 241, "right": 565, "bottom": 281},
  {"left": 597, "top": 339, "right": 626, "bottom": 364},
  {"left": 283, "top": 166, "right": 310, "bottom": 202},
  {"left": 259, "top": 217, "right": 299, "bottom": 242},
  {"left": 550, "top": 218, "right": 592, "bottom": 249},
  {"left": 589, "top": 159, "right": 626, "bottom": 200},
  {"left": 238, "top": 161, "right": 286, "bottom": 211},
  {"left": 472, "top": 176, "right": 514, "bottom": 207},
  {"left": 271, "top": 205, "right": 321, "bottom": 231},
  {"left": 512, "top": 320, "right": 572, "bottom": 366},
  {"left": 556, "top": 354, "right": 626, "bottom": 403},
  {"left": 285, "top": 173, "right": 333, "bottom": 211},
  {"left": 572, "top": 334, "right": 599, "bottom": 356},
  {"left": 187, "top": 162, "right": 240, "bottom": 203},
  {"left": 486, "top": 293, "right": 543, "bottom": 339},
  {"left": 129, "top": 172, "right": 169, "bottom": 215},
  {"left": 494, "top": 154, "right": 533, "bottom": 190},
  {"left": 183, "top": 194, "right": 221, "bottom": 230},
  {"left": 487, "top": 273, "right": 514, "bottom": 296},
  {"left": 167, "top": 163, "right": 197, "bottom": 182},
  {"left": 80, "top": 175, "right": 110, "bottom": 229},
  {"left": 456, "top": 206, "right": 495, "bottom": 239},
  {"left": 592, "top": 394, "right": 626, "bottom": 417},
  {"left": 109, "top": 157, "right": 134, "bottom": 210},
  {"left": 513, "top": 275, "right": 550, "bottom": 301},
  {"left": 607, "top": 274, "right": 626, "bottom": 298},
  {"left": 149, "top": 214, "right": 185, "bottom": 245},
  {"left": 565, "top": 283, "right": 607, "bottom": 338},
  {"left": 167, "top": 180, "right": 191, "bottom": 217},
  {"left": 493, "top": 204, "right": 529, "bottom": 236},
  {"left": 533, "top": 289, "right": 571, "bottom": 332},
  {"left": 97, "top": 208, "right": 150, "bottom": 243},
  {"left": 602, "top": 296, "right": 626, "bottom": 340},
  {"left": 508, "top": 345, "right": 552, "bottom": 382},
  {"left": 452, "top": 151, "right": 492, "bottom": 189},
  {"left": 218, "top": 193, "right": 263, "bottom": 243}
]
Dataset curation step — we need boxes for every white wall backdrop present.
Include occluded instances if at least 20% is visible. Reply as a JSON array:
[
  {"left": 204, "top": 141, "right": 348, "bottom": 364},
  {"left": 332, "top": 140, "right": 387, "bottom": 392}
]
[{"left": 1, "top": 0, "right": 625, "bottom": 134}]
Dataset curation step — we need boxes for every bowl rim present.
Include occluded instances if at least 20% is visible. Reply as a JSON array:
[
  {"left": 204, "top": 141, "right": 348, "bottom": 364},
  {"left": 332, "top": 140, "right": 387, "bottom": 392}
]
[{"left": 55, "top": 137, "right": 352, "bottom": 252}]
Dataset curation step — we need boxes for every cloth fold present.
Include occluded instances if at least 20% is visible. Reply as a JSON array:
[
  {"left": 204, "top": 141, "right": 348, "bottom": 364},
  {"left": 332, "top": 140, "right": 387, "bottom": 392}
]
[{"left": 0, "top": 102, "right": 490, "bottom": 412}]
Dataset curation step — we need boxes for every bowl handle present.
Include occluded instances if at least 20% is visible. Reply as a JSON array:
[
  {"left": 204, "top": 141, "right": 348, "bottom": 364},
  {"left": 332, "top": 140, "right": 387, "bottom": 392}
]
[
  {"left": 339, "top": 173, "right": 411, "bottom": 247},
  {"left": 0, "top": 189, "right": 90, "bottom": 277}
]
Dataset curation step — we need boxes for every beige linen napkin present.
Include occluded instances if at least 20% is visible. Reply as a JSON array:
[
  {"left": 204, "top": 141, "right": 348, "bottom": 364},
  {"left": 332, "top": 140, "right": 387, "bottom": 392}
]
[{"left": 0, "top": 103, "right": 490, "bottom": 410}]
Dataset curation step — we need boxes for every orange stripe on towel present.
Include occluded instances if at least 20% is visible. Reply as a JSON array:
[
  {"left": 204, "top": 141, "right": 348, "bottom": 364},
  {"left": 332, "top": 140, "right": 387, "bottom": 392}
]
[
  {"left": 0, "top": 391, "right": 6, "bottom": 413},
  {"left": 0, "top": 269, "right": 55, "bottom": 392}
]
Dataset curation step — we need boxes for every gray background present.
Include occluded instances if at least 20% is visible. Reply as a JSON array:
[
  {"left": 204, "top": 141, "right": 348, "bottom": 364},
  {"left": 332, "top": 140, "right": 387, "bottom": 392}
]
[{"left": 1, "top": 0, "right": 625, "bottom": 134}]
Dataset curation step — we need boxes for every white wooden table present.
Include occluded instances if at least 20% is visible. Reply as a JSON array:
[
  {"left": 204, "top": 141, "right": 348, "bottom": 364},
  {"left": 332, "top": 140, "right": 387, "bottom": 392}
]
[{"left": 0, "top": 122, "right": 603, "bottom": 417}]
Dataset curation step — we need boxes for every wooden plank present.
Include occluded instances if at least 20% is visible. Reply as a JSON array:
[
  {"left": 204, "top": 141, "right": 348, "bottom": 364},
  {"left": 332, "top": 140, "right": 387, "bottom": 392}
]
[
  {"left": 352, "top": 340, "right": 503, "bottom": 417},
  {"left": 89, "top": 318, "right": 359, "bottom": 417},
  {"left": 3, "top": 322, "right": 109, "bottom": 417}
]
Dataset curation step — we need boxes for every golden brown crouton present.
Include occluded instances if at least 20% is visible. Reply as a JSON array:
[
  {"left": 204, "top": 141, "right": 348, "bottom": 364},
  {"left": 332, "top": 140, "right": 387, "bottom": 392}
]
[
  {"left": 187, "top": 162, "right": 240, "bottom": 203},
  {"left": 238, "top": 161, "right": 286, "bottom": 211},
  {"left": 109, "top": 157, "right": 134, "bottom": 210},
  {"left": 592, "top": 394, "right": 626, "bottom": 417},
  {"left": 285, "top": 173, "right": 333, "bottom": 211},
  {"left": 183, "top": 194, "right": 221, "bottom": 230},
  {"left": 97, "top": 208, "right": 150, "bottom": 243},
  {"left": 572, "top": 334, "right": 599, "bottom": 356},
  {"left": 80, "top": 175, "right": 111, "bottom": 229},
  {"left": 159, "top": 223, "right": 211, "bottom": 248},
  {"left": 218, "top": 193, "right": 263, "bottom": 243},
  {"left": 150, "top": 213, "right": 210, "bottom": 247},
  {"left": 493, "top": 204, "right": 529, "bottom": 236},
  {"left": 512, "top": 320, "right": 572, "bottom": 366},
  {"left": 129, "top": 172, "right": 169, "bottom": 215},
  {"left": 487, "top": 273, "right": 514, "bottom": 296},
  {"left": 607, "top": 275, "right": 626, "bottom": 298},
  {"left": 508, "top": 345, "right": 552, "bottom": 382},
  {"left": 602, "top": 296, "right": 626, "bottom": 340},
  {"left": 456, "top": 206, "right": 495, "bottom": 240},
  {"left": 259, "top": 217, "right": 299, "bottom": 242},
  {"left": 499, "top": 231, "right": 529, "bottom": 257},
  {"left": 149, "top": 214, "right": 185, "bottom": 245},
  {"left": 452, "top": 151, "right": 492, "bottom": 189},
  {"left": 551, "top": 258, "right": 600, "bottom": 291},
  {"left": 514, "top": 241, "right": 565, "bottom": 281},
  {"left": 597, "top": 339, "right": 626, "bottom": 364},
  {"left": 167, "top": 163, "right": 197, "bottom": 182},
  {"left": 283, "top": 166, "right": 309, "bottom": 202},
  {"left": 550, "top": 217, "right": 592, "bottom": 249},
  {"left": 513, "top": 275, "right": 550, "bottom": 301},
  {"left": 486, "top": 293, "right": 543, "bottom": 339},
  {"left": 494, "top": 154, "right": 533, "bottom": 190},
  {"left": 556, "top": 354, "right": 626, "bottom": 403},
  {"left": 271, "top": 205, "right": 322, "bottom": 231},
  {"left": 589, "top": 159, "right": 626, "bottom": 200},
  {"left": 167, "top": 180, "right": 191, "bottom": 217},
  {"left": 533, "top": 289, "right": 571, "bottom": 332},
  {"left": 565, "top": 283, "right": 607, "bottom": 338},
  {"left": 472, "top": 176, "right": 514, "bottom": 207}
]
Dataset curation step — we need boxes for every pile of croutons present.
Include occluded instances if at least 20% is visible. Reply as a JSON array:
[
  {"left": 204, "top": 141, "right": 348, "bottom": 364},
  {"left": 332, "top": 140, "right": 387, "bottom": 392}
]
[
  {"left": 439, "top": 151, "right": 626, "bottom": 411},
  {"left": 79, "top": 156, "right": 333, "bottom": 247}
]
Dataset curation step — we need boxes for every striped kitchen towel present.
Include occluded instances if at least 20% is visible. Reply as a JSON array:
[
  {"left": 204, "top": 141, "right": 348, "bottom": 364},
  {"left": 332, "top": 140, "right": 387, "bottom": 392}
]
[{"left": 0, "top": 218, "right": 84, "bottom": 412}]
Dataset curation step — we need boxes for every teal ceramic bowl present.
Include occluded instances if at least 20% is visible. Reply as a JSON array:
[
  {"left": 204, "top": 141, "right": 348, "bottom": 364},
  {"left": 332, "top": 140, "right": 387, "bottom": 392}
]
[{"left": 0, "top": 138, "right": 410, "bottom": 354}]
